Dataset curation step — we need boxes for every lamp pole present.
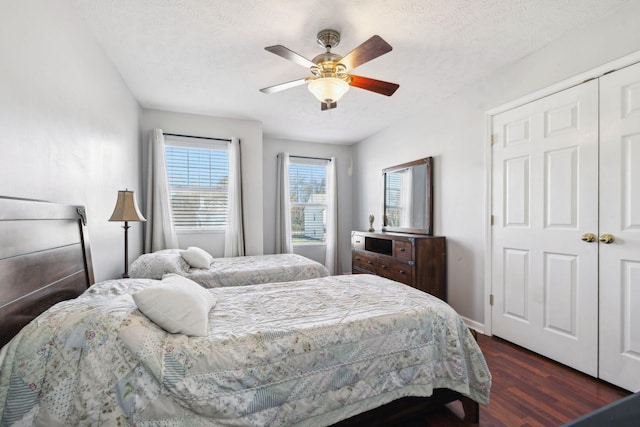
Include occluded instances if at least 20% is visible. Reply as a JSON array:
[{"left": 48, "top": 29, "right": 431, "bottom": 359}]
[{"left": 122, "top": 220, "right": 131, "bottom": 278}]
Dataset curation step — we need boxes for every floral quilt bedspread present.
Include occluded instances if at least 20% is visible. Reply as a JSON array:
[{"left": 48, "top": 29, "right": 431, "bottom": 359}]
[
  {"left": 130, "top": 251, "right": 329, "bottom": 287},
  {"left": 0, "top": 275, "right": 490, "bottom": 426},
  {"left": 184, "top": 253, "right": 329, "bottom": 288}
]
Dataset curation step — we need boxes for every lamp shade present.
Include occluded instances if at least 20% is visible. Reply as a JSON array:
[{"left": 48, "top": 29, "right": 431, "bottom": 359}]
[
  {"left": 308, "top": 77, "right": 349, "bottom": 103},
  {"left": 109, "top": 190, "right": 146, "bottom": 222}
]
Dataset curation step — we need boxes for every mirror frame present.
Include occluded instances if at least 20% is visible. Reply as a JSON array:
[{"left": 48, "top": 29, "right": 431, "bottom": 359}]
[{"left": 382, "top": 157, "right": 433, "bottom": 235}]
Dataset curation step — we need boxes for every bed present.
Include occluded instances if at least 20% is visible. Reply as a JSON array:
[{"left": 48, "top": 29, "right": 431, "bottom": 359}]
[
  {"left": 0, "top": 196, "right": 491, "bottom": 426},
  {"left": 129, "top": 249, "right": 330, "bottom": 287}
]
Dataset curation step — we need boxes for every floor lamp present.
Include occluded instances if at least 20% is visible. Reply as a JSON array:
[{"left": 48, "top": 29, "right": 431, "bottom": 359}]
[{"left": 109, "top": 189, "right": 146, "bottom": 278}]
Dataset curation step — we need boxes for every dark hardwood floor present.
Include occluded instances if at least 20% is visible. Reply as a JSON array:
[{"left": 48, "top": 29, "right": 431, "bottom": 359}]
[{"left": 417, "top": 333, "right": 630, "bottom": 426}]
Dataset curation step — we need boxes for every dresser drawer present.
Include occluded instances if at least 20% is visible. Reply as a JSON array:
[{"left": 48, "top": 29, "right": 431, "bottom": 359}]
[
  {"left": 377, "top": 258, "right": 414, "bottom": 285},
  {"left": 352, "top": 251, "right": 377, "bottom": 273},
  {"left": 393, "top": 240, "right": 413, "bottom": 262}
]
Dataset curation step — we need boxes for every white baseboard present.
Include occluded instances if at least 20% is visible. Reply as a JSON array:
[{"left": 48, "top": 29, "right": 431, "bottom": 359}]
[{"left": 460, "top": 315, "right": 487, "bottom": 335}]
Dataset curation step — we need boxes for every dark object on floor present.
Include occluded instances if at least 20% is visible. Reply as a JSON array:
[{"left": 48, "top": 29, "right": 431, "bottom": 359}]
[{"left": 562, "top": 392, "right": 640, "bottom": 427}]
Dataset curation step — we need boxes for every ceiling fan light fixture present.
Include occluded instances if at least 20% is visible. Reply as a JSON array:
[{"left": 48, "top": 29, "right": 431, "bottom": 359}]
[{"left": 308, "top": 77, "right": 349, "bottom": 104}]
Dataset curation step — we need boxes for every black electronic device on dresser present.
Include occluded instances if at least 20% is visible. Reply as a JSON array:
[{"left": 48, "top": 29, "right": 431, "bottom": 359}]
[{"left": 351, "top": 231, "right": 447, "bottom": 301}]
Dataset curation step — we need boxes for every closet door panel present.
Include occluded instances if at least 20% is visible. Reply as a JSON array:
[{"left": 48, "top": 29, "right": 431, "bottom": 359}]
[
  {"left": 599, "top": 61, "right": 640, "bottom": 392},
  {"left": 491, "top": 80, "right": 599, "bottom": 376}
]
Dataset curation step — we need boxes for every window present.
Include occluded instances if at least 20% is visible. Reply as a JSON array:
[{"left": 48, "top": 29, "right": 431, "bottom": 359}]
[
  {"left": 164, "top": 136, "right": 229, "bottom": 229},
  {"left": 289, "top": 157, "right": 329, "bottom": 245}
]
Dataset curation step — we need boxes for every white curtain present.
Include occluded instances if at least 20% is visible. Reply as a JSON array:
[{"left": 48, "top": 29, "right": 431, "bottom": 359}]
[
  {"left": 325, "top": 157, "right": 339, "bottom": 275},
  {"left": 144, "top": 129, "right": 178, "bottom": 252},
  {"left": 224, "top": 137, "right": 245, "bottom": 257},
  {"left": 275, "top": 152, "right": 292, "bottom": 253}
]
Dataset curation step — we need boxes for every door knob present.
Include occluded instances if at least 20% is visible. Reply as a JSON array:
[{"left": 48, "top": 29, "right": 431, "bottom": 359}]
[
  {"left": 599, "top": 234, "right": 615, "bottom": 244},
  {"left": 581, "top": 233, "right": 596, "bottom": 242}
]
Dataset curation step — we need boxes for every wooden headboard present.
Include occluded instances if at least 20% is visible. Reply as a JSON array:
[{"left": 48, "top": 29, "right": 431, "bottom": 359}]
[{"left": 0, "top": 196, "right": 95, "bottom": 348}]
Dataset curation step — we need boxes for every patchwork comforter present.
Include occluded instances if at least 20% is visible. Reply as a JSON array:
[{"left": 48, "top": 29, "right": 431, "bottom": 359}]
[
  {"left": 0, "top": 275, "right": 490, "bottom": 426},
  {"left": 130, "top": 251, "right": 330, "bottom": 287}
]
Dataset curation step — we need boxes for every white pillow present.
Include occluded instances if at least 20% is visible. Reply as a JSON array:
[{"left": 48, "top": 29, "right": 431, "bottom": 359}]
[
  {"left": 180, "top": 246, "right": 214, "bottom": 269},
  {"left": 132, "top": 274, "right": 216, "bottom": 336}
]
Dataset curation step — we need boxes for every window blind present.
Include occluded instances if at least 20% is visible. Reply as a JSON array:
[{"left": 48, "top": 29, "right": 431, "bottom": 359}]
[{"left": 165, "top": 140, "right": 229, "bottom": 229}]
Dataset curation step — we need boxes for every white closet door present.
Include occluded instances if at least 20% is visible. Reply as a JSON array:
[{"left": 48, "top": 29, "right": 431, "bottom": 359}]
[
  {"left": 491, "top": 80, "right": 599, "bottom": 375},
  {"left": 599, "top": 61, "right": 640, "bottom": 392}
]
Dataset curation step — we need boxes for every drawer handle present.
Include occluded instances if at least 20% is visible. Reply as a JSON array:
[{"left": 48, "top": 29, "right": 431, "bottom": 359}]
[
  {"left": 355, "top": 257, "right": 361, "bottom": 261},
  {"left": 399, "top": 270, "right": 405, "bottom": 274},
  {"left": 399, "top": 248, "right": 405, "bottom": 252},
  {"left": 380, "top": 265, "right": 387, "bottom": 269},
  {"left": 367, "top": 261, "right": 373, "bottom": 265}
]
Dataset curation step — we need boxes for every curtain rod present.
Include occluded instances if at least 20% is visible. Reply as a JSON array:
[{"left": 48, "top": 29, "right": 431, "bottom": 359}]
[
  {"left": 163, "top": 132, "right": 231, "bottom": 143},
  {"left": 290, "top": 155, "right": 332, "bottom": 162}
]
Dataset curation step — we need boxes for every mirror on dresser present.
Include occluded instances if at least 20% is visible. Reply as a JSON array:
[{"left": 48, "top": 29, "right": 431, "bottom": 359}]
[{"left": 382, "top": 157, "right": 433, "bottom": 235}]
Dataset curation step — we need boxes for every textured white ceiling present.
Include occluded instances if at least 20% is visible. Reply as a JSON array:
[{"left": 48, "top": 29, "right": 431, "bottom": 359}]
[{"left": 72, "top": 0, "right": 628, "bottom": 144}]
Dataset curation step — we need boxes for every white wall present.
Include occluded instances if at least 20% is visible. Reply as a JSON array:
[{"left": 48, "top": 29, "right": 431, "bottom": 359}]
[
  {"left": 0, "top": 0, "right": 142, "bottom": 282},
  {"left": 353, "top": 1, "right": 640, "bottom": 327},
  {"left": 141, "top": 109, "right": 264, "bottom": 257},
  {"left": 263, "top": 138, "right": 353, "bottom": 273}
]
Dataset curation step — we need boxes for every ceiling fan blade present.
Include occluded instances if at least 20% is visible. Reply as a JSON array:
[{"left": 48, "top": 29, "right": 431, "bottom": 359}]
[
  {"left": 339, "top": 35, "right": 392, "bottom": 71},
  {"left": 264, "top": 45, "right": 316, "bottom": 68},
  {"left": 259, "top": 78, "right": 308, "bottom": 94},
  {"left": 349, "top": 75, "right": 399, "bottom": 96}
]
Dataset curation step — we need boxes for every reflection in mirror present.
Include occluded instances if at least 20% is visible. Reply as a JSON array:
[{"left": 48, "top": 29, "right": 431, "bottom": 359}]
[{"left": 382, "top": 157, "right": 433, "bottom": 235}]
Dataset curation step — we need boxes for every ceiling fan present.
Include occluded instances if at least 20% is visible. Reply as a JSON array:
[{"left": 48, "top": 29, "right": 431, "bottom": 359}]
[{"left": 259, "top": 29, "right": 400, "bottom": 111}]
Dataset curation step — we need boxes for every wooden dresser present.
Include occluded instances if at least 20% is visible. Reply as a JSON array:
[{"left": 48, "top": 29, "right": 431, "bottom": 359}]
[{"left": 351, "top": 231, "right": 447, "bottom": 301}]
